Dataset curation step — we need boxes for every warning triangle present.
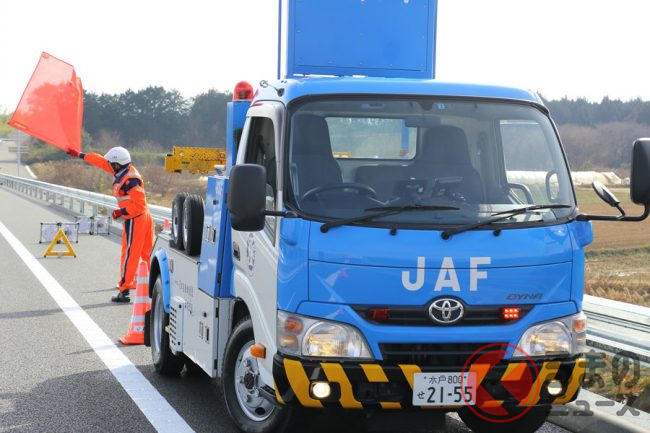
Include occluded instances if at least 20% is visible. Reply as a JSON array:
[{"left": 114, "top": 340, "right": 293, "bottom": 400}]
[{"left": 44, "top": 228, "right": 77, "bottom": 258}]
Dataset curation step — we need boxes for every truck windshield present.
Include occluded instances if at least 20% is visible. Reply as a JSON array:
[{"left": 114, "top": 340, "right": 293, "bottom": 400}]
[{"left": 286, "top": 97, "right": 575, "bottom": 228}]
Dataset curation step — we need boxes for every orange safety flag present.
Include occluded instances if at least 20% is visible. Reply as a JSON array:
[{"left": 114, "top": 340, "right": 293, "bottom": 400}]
[{"left": 9, "top": 52, "right": 83, "bottom": 153}]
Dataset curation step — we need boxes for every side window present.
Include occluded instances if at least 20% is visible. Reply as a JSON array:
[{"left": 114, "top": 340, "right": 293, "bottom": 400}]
[
  {"left": 500, "top": 120, "right": 557, "bottom": 203},
  {"left": 245, "top": 117, "right": 277, "bottom": 239}
]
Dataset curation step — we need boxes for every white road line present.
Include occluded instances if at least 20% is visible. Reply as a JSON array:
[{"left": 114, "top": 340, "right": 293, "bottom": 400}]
[
  {"left": 0, "top": 221, "right": 195, "bottom": 433},
  {"left": 25, "top": 165, "right": 37, "bottom": 179}
]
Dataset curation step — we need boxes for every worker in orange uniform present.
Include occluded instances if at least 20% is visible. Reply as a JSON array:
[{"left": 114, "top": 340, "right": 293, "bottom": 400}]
[{"left": 68, "top": 146, "right": 153, "bottom": 303}]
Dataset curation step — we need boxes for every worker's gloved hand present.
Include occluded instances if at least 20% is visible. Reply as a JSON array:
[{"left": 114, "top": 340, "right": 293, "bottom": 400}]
[
  {"left": 67, "top": 148, "right": 80, "bottom": 158},
  {"left": 111, "top": 209, "right": 123, "bottom": 220}
]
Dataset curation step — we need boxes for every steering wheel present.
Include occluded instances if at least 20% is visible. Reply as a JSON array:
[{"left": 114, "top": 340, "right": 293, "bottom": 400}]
[{"left": 301, "top": 182, "right": 377, "bottom": 202}]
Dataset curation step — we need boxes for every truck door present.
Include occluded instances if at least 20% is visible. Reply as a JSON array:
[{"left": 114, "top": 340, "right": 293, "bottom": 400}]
[{"left": 231, "top": 102, "right": 284, "bottom": 383}]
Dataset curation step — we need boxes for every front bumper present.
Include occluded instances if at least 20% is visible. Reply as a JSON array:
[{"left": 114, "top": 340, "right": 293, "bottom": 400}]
[{"left": 273, "top": 354, "right": 585, "bottom": 410}]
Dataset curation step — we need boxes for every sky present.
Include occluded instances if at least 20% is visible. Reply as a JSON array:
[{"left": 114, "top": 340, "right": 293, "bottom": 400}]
[{"left": 2, "top": 0, "right": 650, "bottom": 112}]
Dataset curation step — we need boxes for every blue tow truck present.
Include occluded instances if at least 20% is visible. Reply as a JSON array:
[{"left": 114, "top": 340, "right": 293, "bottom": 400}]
[{"left": 144, "top": 1, "right": 650, "bottom": 432}]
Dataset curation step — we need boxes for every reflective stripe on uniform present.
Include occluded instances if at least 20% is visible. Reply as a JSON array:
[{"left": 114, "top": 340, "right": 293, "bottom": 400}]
[
  {"left": 120, "top": 219, "right": 134, "bottom": 285},
  {"left": 116, "top": 195, "right": 130, "bottom": 202}
]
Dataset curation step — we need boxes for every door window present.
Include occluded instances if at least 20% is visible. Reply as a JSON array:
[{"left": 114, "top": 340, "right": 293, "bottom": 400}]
[{"left": 245, "top": 117, "right": 277, "bottom": 239}]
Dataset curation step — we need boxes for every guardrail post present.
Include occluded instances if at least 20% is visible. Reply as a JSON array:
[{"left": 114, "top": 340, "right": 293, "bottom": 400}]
[{"left": 92, "top": 204, "right": 97, "bottom": 218}]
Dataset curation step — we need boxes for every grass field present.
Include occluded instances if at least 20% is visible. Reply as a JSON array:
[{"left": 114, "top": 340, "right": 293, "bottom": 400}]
[{"left": 577, "top": 188, "right": 650, "bottom": 307}]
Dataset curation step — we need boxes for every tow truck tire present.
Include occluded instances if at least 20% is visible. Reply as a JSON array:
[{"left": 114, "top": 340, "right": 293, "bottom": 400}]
[
  {"left": 458, "top": 405, "right": 550, "bottom": 433},
  {"left": 182, "top": 194, "right": 204, "bottom": 256},
  {"left": 171, "top": 192, "right": 188, "bottom": 250},
  {"left": 222, "top": 317, "right": 291, "bottom": 433},
  {"left": 150, "top": 276, "right": 184, "bottom": 375}
]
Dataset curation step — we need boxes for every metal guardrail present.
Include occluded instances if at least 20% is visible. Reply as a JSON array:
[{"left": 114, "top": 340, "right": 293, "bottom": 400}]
[
  {"left": 1, "top": 172, "right": 648, "bottom": 358},
  {"left": 584, "top": 295, "right": 650, "bottom": 363},
  {"left": 0, "top": 173, "right": 171, "bottom": 225}
]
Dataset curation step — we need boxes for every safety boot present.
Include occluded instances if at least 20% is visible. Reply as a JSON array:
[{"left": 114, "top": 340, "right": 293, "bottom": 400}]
[{"left": 111, "top": 290, "right": 131, "bottom": 303}]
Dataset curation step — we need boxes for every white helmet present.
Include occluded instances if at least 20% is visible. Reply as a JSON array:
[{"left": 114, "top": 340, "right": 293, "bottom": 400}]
[{"left": 104, "top": 147, "right": 131, "bottom": 166}]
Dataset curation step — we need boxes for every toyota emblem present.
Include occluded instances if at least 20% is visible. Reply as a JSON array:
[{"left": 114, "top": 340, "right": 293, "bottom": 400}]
[{"left": 429, "top": 298, "right": 464, "bottom": 324}]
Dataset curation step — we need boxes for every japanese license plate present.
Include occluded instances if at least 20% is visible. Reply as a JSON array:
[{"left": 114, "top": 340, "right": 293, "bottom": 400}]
[{"left": 412, "top": 372, "right": 477, "bottom": 406}]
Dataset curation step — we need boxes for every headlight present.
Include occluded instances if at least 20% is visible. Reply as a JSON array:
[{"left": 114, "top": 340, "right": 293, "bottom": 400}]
[
  {"left": 277, "top": 311, "right": 373, "bottom": 359},
  {"left": 513, "top": 312, "right": 586, "bottom": 358}
]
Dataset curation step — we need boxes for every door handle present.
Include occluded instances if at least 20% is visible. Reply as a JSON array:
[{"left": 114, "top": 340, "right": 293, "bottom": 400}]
[{"left": 233, "top": 242, "right": 240, "bottom": 261}]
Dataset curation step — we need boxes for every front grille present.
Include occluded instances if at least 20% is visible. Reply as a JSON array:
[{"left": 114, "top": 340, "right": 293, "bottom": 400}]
[
  {"left": 353, "top": 304, "right": 531, "bottom": 326},
  {"left": 380, "top": 342, "right": 508, "bottom": 367}
]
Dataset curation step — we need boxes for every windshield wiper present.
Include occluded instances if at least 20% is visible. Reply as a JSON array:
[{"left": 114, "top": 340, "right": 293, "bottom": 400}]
[
  {"left": 320, "top": 204, "right": 459, "bottom": 233},
  {"left": 441, "top": 204, "right": 573, "bottom": 239}
]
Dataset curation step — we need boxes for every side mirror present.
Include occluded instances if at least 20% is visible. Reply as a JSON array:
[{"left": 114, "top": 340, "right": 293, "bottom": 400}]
[
  {"left": 228, "top": 164, "right": 266, "bottom": 231},
  {"left": 592, "top": 181, "right": 620, "bottom": 208},
  {"left": 577, "top": 138, "right": 650, "bottom": 222},
  {"left": 631, "top": 138, "right": 650, "bottom": 205}
]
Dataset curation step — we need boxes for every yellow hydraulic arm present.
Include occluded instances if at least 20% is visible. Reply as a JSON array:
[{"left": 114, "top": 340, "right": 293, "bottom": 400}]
[{"left": 164, "top": 146, "right": 227, "bottom": 174}]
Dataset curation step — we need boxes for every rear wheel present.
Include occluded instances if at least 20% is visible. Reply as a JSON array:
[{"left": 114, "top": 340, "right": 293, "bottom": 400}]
[
  {"left": 222, "top": 317, "right": 290, "bottom": 433},
  {"left": 458, "top": 405, "right": 550, "bottom": 433},
  {"left": 151, "top": 276, "right": 184, "bottom": 375},
  {"left": 171, "top": 192, "right": 188, "bottom": 250},
  {"left": 182, "top": 193, "right": 204, "bottom": 256}
]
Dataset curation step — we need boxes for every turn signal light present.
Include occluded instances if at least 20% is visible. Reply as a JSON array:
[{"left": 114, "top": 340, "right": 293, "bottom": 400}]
[
  {"left": 284, "top": 317, "right": 303, "bottom": 333},
  {"left": 250, "top": 343, "right": 266, "bottom": 359},
  {"left": 501, "top": 307, "right": 521, "bottom": 320},
  {"left": 573, "top": 316, "right": 586, "bottom": 332},
  {"left": 233, "top": 81, "right": 254, "bottom": 101}
]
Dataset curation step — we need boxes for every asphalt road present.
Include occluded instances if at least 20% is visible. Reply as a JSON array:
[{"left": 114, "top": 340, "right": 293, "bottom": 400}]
[
  {"left": 0, "top": 163, "right": 571, "bottom": 432},
  {"left": 0, "top": 135, "right": 34, "bottom": 179}
]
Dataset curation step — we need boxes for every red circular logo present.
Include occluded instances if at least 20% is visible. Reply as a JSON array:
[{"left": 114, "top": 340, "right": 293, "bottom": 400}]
[{"left": 460, "top": 343, "right": 541, "bottom": 423}]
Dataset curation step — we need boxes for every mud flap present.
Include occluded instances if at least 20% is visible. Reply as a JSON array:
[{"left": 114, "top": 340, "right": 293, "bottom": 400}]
[{"left": 144, "top": 310, "right": 151, "bottom": 347}]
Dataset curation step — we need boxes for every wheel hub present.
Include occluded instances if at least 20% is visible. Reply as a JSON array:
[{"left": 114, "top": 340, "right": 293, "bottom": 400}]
[
  {"left": 234, "top": 342, "right": 275, "bottom": 422},
  {"left": 243, "top": 372, "right": 255, "bottom": 390}
]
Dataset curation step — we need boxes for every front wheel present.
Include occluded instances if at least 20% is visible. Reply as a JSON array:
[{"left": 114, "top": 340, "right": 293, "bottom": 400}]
[
  {"left": 458, "top": 405, "right": 550, "bottom": 433},
  {"left": 151, "top": 276, "right": 184, "bottom": 375},
  {"left": 222, "top": 317, "right": 290, "bottom": 433}
]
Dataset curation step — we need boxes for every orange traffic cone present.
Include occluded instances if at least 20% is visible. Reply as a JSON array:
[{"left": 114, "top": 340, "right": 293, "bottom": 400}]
[{"left": 119, "top": 261, "right": 150, "bottom": 345}]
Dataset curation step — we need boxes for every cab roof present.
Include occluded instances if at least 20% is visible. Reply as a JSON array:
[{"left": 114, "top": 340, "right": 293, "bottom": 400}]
[{"left": 253, "top": 77, "right": 544, "bottom": 108}]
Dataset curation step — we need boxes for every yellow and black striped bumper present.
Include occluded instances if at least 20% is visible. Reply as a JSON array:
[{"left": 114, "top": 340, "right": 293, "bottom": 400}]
[{"left": 273, "top": 355, "right": 586, "bottom": 410}]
